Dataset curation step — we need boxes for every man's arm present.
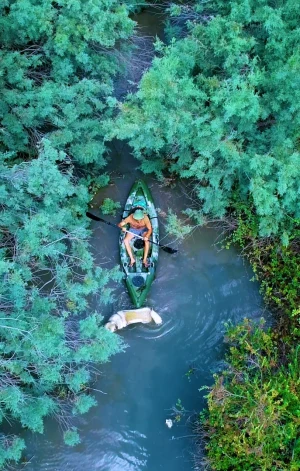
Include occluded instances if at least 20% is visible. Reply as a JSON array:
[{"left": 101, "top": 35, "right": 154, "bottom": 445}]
[
  {"left": 144, "top": 216, "right": 152, "bottom": 239},
  {"left": 118, "top": 216, "right": 130, "bottom": 231}
]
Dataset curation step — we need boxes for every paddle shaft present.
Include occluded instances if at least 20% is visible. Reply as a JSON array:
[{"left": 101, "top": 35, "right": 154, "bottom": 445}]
[{"left": 86, "top": 212, "right": 177, "bottom": 254}]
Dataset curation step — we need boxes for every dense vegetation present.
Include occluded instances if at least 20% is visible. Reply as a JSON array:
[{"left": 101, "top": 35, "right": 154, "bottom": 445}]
[
  {"left": 202, "top": 215, "right": 299, "bottom": 470},
  {"left": 112, "top": 0, "right": 300, "bottom": 469},
  {"left": 113, "top": 0, "right": 300, "bottom": 238},
  {"left": 0, "top": 0, "right": 141, "bottom": 467},
  {"left": 205, "top": 319, "right": 299, "bottom": 471},
  {"left": 1, "top": 0, "right": 299, "bottom": 469}
]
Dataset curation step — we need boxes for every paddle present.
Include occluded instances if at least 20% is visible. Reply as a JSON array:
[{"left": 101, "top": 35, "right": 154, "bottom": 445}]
[{"left": 86, "top": 212, "right": 178, "bottom": 254}]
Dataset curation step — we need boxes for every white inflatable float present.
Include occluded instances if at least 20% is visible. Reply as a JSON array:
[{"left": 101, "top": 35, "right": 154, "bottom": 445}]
[{"left": 105, "top": 307, "right": 162, "bottom": 332}]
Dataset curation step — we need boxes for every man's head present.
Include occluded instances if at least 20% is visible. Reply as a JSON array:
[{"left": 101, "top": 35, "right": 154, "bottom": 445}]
[{"left": 133, "top": 209, "right": 145, "bottom": 220}]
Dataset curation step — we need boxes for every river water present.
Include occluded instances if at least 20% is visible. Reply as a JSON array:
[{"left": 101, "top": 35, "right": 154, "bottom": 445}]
[{"left": 17, "top": 8, "right": 270, "bottom": 471}]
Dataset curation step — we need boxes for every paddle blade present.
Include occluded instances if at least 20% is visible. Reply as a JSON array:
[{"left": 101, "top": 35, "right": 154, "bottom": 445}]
[
  {"left": 86, "top": 211, "right": 102, "bottom": 222},
  {"left": 161, "top": 246, "right": 178, "bottom": 254}
]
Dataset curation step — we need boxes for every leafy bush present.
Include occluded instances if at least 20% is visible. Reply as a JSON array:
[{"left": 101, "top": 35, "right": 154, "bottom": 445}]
[
  {"left": 0, "top": 142, "right": 124, "bottom": 468},
  {"left": 100, "top": 198, "right": 121, "bottom": 216},
  {"left": 200, "top": 200, "right": 299, "bottom": 470},
  {"left": 227, "top": 202, "right": 300, "bottom": 335},
  {"left": 0, "top": 0, "right": 136, "bottom": 466},
  {"left": 0, "top": 436, "right": 25, "bottom": 468},
  {"left": 63, "top": 428, "right": 81, "bottom": 447},
  {"left": 166, "top": 209, "right": 193, "bottom": 239},
  {"left": 112, "top": 1, "right": 299, "bottom": 469},
  {"left": 204, "top": 320, "right": 300, "bottom": 471},
  {"left": 0, "top": 0, "right": 135, "bottom": 166}
]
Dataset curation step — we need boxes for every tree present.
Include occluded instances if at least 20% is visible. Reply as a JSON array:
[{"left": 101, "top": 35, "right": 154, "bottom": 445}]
[
  {"left": 113, "top": 0, "right": 300, "bottom": 237},
  {"left": 0, "top": 142, "right": 123, "bottom": 467},
  {"left": 0, "top": 0, "right": 135, "bottom": 165},
  {"left": 0, "top": 1, "right": 139, "bottom": 467},
  {"left": 111, "top": 4, "right": 300, "bottom": 468}
]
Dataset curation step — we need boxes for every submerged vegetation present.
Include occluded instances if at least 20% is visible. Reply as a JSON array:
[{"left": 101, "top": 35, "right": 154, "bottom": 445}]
[{"left": 0, "top": 0, "right": 299, "bottom": 469}]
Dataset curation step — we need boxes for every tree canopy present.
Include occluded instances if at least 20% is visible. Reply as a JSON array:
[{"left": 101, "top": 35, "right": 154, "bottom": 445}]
[
  {"left": 113, "top": 0, "right": 300, "bottom": 237},
  {"left": 1, "top": 0, "right": 299, "bottom": 468},
  {"left": 0, "top": 140, "right": 124, "bottom": 465},
  {"left": 0, "top": 0, "right": 135, "bottom": 164},
  {"left": 111, "top": 5, "right": 300, "bottom": 467}
]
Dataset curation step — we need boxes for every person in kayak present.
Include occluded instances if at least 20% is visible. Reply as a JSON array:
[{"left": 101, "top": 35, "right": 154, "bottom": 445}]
[{"left": 118, "top": 209, "right": 152, "bottom": 268}]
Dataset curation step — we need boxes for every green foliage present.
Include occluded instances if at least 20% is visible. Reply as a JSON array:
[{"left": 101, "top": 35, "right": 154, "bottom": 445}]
[
  {"left": 114, "top": 3, "right": 300, "bottom": 470},
  {"left": 125, "top": 0, "right": 147, "bottom": 13},
  {"left": 113, "top": 0, "right": 300, "bottom": 237},
  {"left": 0, "top": 1, "right": 137, "bottom": 467},
  {"left": 0, "top": 436, "right": 25, "bottom": 468},
  {"left": 202, "top": 190, "right": 299, "bottom": 471},
  {"left": 226, "top": 202, "right": 299, "bottom": 329},
  {"left": 171, "top": 398, "right": 186, "bottom": 423},
  {"left": 166, "top": 209, "right": 193, "bottom": 239},
  {"left": 100, "top": 198, "right": 121, "bottom": 216},
  {"left": 83, "top": 174, "right": 111, "bottom": 206},
  {"left": 72, "top": 394, "right": 97, "bottom": 415},
  {"left": 204, "top": 320, "right": 300, "bottom": 471},
  {"left": 253, "top": 239, "right": 299, "bottom": 315},
  {"left": 0, "top": 0, "right": 135, "bottom": 165},
  {"left": 63, "top": 428, "right": 81, "bottom": 447},
  {"left": 0, "top": 142, "right": 124, "bottom": 468},
  {"left": 185, "top": 366, "right": 196, "bottom": 381}
]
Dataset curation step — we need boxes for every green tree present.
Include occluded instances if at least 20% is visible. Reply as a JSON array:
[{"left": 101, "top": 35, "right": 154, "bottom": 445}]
[
  {"left": 0, "top": 0, "right": 135, "bottom": 165},
  {"left": 113, "top": 0, "right": 300, "bottom": 237},
  {"left": 0, "top": 142, "right": 123, "bottom": 467},
  {"left": 0, "top": 1, "right": 138, "bottom": 467},
  {"left": 111, "top": 2, "right": 300, "bottom": 469}
]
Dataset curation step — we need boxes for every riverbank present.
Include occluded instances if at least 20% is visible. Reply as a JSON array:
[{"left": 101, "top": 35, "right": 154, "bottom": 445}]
[{"left": 196, "top": 212, "right": 300, "bottom": 470}]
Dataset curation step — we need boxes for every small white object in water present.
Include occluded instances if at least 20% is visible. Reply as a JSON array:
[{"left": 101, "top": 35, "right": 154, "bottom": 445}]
[{"left": 165, "top": 419, "right": 173, "bottom": 429}]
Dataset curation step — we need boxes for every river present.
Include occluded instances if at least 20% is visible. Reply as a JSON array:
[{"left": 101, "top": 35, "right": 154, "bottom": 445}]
[{"left": 16, "top": 8, "right": 270, "bottom": 471}]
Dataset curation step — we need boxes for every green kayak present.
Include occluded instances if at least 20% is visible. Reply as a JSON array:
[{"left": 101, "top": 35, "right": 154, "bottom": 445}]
[{"left": 120, "top": 180, "right": 159, "bottom": 307}]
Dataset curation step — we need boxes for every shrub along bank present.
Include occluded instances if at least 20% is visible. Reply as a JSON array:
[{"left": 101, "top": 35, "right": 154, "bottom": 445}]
[{"left": 201, "top": 211, "right": 299, "bottom": 471}]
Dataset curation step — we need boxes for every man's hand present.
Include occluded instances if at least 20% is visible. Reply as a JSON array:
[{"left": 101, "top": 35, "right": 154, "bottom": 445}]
[{"left": 143, "top": 236, "right": 148, "bottom": 241}]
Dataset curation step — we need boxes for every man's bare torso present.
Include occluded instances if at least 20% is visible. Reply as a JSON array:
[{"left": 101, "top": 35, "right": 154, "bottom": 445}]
[{"left": 126, "top": 214, "right": 150, "bottom": 229}]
